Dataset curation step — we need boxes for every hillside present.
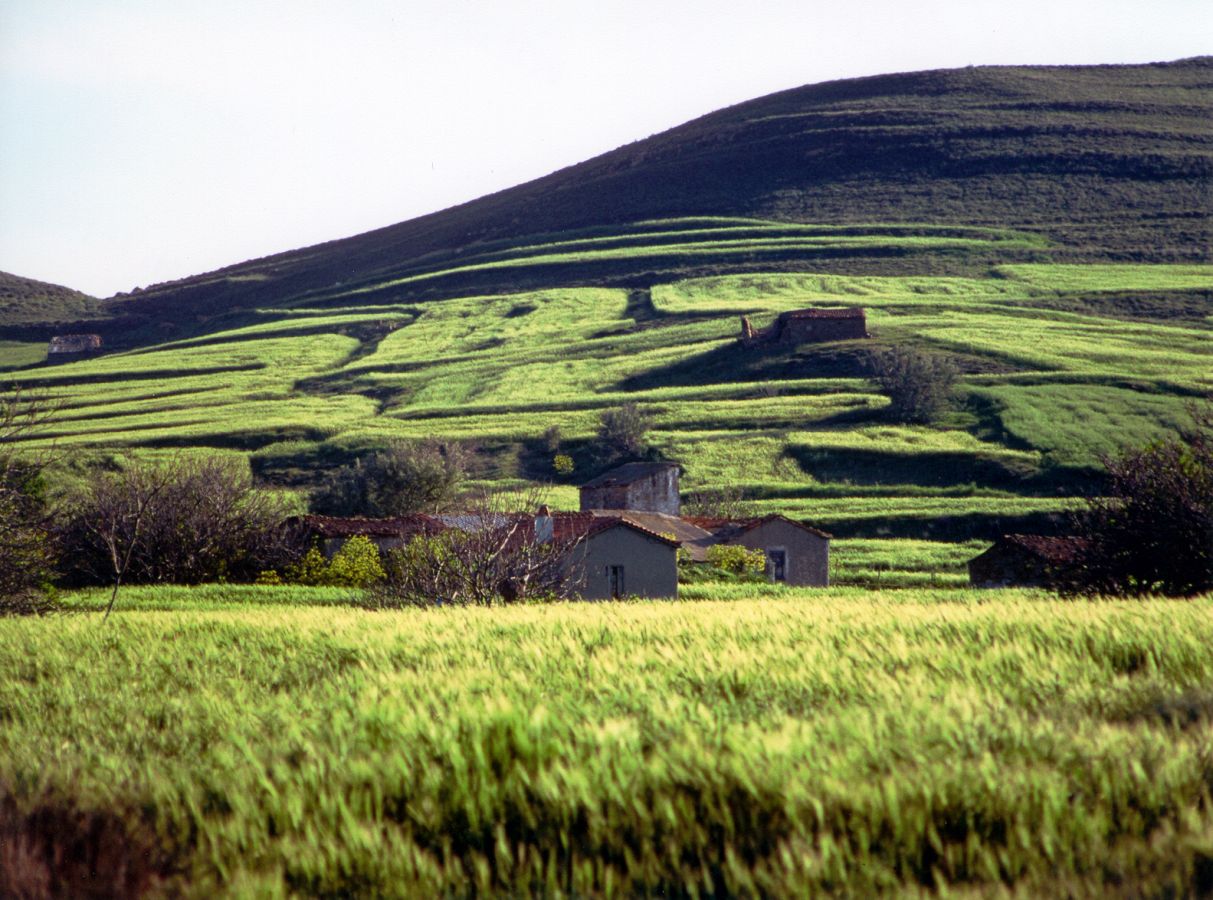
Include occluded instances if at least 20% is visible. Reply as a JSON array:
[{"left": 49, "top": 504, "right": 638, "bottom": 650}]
[
  {"left": 52, "top": 56, "right": 1212, "bottom": 341},
  {"left": 2, "top": 59, "right": 1211, "bottom": 573},
  {"left": 0, "top": 271, "right": 101, "bottom": 369}
]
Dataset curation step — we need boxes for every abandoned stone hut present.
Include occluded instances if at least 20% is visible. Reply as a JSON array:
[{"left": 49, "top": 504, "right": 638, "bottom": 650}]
[
  {"left": 48, "top": 334, "right": 102, "bottom": 354},
  {"left": 579, "top": 461, "right": 681, "bottom": 516},
  {"left": 968, "top": 534, "right": 1086, "bottom": 588},
  {"left": 741, "top": 307, "right": 867, "bottom": 345}
]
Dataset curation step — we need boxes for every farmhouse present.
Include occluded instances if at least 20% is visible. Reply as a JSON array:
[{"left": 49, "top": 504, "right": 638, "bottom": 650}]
[
  {"left": 968, "top": 534, "right": 1086, "bottom": 588},
  {"left": 740, "top": 307, "right": 866, "bottom": 345},
  {"left": 580, "top": 462, "right": 832, "bottom": 587},
  {"left": 48, "top": 334, "right": 102, "bottom": 354},
  {"left": 292, "top": 509, "right": 680, "bottom": 599},
  {"left": 291, "top": 461, "right": 831, "bottom": 596},
  {"left": 290, "top": 514, "right": 445, "bottom": 556},
  {"left": 688, "top": 514, "right": 831, "bottom": 586},
  {"left": 548, "top": 511, "right": 680, "bottom": 599}
]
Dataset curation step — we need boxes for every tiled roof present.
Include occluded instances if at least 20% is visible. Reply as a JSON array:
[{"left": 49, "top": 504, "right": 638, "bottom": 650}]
[
  {"left": 291, "top": 514, "right": 445, "bottom": 538},
  {"left": 584, "top": 510, "right": 715, "bottom": 559},
  {"left": 778, "top": 307, "right": 865, "bottom": 320},
  {"left": 684, "top": 513, "right": 832, "bottom": 541},
  {"left": 579, "top": 461, "right": 679, "bottom": 489},
  {"left": 551, "top": 512, "right": 681, "bottom": 547},
  {"left": 994, "top": 534, "right": 1087, "bottom": 563}
]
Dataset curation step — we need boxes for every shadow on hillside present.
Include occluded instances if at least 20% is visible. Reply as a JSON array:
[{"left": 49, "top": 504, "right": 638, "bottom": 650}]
[{"left": 619, "top": 338, "right": 877, "bottom": 390}]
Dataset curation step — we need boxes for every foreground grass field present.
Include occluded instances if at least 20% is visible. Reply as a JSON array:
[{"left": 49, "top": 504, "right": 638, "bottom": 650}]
[{"left": 3, "top": 587, "right": 1212, "bottom": 896}]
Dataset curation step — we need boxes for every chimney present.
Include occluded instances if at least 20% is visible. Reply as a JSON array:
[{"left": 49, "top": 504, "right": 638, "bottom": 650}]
[{"left": 535, "top": 504, "right": 553, "bottom": 543}]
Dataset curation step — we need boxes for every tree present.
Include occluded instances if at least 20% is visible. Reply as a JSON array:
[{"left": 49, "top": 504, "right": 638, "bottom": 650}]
[
  {"left": 367, "top": 489, "right": 582, "bottom": 608},
  {"left": 59, "top": 455, "right": 296, "bottom": 606},
  {"left": 1064, "top": 408, "right": 1213, "bottom": 597},
  {"left": 0, "top": 390, "right": 59, "bottom": 615},
  {"left": 596, "top": 403, "right": 653, "bottom": 461},
  {"left": 311, "top": 440, "right": 469, "bottom": 517},
  {"left": 866, "top": 346, "right": 958, "bottom": 424}
]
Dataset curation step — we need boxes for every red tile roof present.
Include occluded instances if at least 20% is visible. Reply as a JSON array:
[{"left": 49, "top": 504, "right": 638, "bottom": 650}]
[{"left": 995, "top": 534, "right": 1087, "bottom": 563}]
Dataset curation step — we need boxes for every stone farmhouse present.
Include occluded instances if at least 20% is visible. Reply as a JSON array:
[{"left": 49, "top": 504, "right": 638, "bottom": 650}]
[
  {"left": 578, "top": 461, "right": 831, "bottom": 587},
  {"left": 48, "top": 334, "right": 103, "bottom": 354},
  {"left": 293, "top": 507, "right": 680, "bottom": 600},
  {"left": 968, "top": 534, "right": 1086, "bottom": 588},
  {"left": 294, "top": 461, "right": 831, "bottom": 599},
  {"left": 740, "top": 307, "right": 866, "bottom": 345}
]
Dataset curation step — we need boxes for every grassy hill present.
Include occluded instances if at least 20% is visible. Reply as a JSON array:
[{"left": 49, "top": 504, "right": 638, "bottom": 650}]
[
  {"left": 2, "top": 60, "right": 1210, "bottom": 575},
  {"left": 9, "top": 56, "right": 1201, "bottom": 341},
  {"left": 0, "top": 271, "right": 101, "bottom": 369}
]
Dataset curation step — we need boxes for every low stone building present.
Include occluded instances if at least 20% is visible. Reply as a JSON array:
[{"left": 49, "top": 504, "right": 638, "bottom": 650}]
[
  {"left": 48, "top": 334, "right": 102, "bottom": 354},
  {"left": 290, "top": 509, "right": 681, "bottom": 599},
  {"left": 968, "top": 534, "right": 1086, "bottom": 588},
  {"left": 741, "top": 308, "right": 867, "bottom": 345},
  {"left": 551, "top": 512, "right": 680, "bottom": 599},
  {"left": 290, "top": 514, "right": 444, "bottom": 557},
  {"left": 688, "top": 514, "right": 832, "bottom": 586},
  {"left": 579, "top": 461, "right": 681, "bottom": 516}
]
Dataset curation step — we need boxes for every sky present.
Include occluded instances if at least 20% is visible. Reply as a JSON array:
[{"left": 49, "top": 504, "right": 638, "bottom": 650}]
[{"left": 0, "top": 0, "right": 1209, "bottom": 298}]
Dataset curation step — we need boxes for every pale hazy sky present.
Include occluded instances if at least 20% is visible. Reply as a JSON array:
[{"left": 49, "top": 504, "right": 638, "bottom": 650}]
[{"left": 0, "top": 0, "right": 1208, "bottom": 298}]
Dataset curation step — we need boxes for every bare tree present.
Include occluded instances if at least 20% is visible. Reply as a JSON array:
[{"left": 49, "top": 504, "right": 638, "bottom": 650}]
[
  {"left": 60, "top": 455, "right": 296, "bottom": 611},
  {"left": 369, "top": 488, "right": 584, "bottom": 608}
]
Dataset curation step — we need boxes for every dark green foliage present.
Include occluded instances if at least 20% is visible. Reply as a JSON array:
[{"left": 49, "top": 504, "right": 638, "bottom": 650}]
[
  {"left": 311, "top": 440, "right": 468, "bottom": 517},
  {"left": 0, "top": 270, "right": 98, "bottom": 327},
  {"left": 867, "top": 346, "right": 959, "bottom": 424},
  {"left": 0, "top": 394, "right": 57, "bottom": 615},
  {"left": 58, "top": 455, "right": 294, "bottom": 586},
  {"left": 1065, "top": 408, "right": 1213, "bottom": 597},
  {"left": 596, "top": 403, "right": 653, "bottom": 462}
]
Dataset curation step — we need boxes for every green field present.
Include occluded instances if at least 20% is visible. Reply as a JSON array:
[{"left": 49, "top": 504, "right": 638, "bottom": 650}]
[
  {"left": 3, "top": 587, "right": 1212, "bottom": 896},
  {"left": 5, "top": 225, "right": 1208, "bottom": 550}
]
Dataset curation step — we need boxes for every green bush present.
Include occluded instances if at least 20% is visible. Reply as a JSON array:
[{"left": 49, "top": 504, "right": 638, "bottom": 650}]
[
  {"left": 866, "top": 346, "right": 958, "bottom": 424},
  {"left": 706, "top": 544, "right": 768, "bottom": 576},
  {"left": 552, "top": 454, "right": 575, "bottom": 476},
  {"left": 281, "top": 538, "right": 385, "bottom": 588},
  {"left": 326, "top": 536, "right": 386, "bottom": 588}
]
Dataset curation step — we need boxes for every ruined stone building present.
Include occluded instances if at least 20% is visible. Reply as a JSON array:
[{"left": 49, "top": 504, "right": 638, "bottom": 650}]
[
  {"left": 740, "top": 307, "right": 866, "bottom": 345},
  {"left": 579, "top": 461, "right": 682, "bottom": 516},
  {"left": 48, "top": 334, "right": 102, "bottom": 354}
]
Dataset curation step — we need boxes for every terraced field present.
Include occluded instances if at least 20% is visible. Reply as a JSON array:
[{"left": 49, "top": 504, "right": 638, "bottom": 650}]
[{"left": 5, "top": 219, "right": 1210, "bottom": 561}]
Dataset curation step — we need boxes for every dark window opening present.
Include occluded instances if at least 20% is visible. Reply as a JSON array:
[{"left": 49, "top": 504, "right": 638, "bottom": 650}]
[
  {"left": 608, "top": 565, "right": 625, "bottom": 598},
  {"left": 767, "top": 549, "right": 787, "bottom": 582}
]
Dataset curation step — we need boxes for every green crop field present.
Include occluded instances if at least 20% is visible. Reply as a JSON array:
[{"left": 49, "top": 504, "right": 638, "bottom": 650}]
[
  {"left": 5, "top": 225, "right": 1208, "bottom": 554},
  {"left": 3, "top": 587, "right": 1212, "bottom": 897}
]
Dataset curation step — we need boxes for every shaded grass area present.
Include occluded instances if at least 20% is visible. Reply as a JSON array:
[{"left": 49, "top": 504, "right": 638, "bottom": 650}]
[{"left": 2, "top": 592, "right": 1212, "bottom": 896}]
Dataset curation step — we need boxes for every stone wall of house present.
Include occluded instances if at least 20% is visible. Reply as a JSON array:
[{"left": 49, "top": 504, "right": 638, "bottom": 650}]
[
  {"left": 727, "top": 519, "right": 829, "bottom": 586},
  {"left": 564, "top": 527, "right": 679, "bottom": 599},
  {"left": 580, "top": 466, "right": 680, "bottom": 515}
]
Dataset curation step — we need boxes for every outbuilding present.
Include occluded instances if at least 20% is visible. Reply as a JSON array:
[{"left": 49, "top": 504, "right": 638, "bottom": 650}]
[{"left": 968, "top": 534, "right": 1085, "bottom": 588}]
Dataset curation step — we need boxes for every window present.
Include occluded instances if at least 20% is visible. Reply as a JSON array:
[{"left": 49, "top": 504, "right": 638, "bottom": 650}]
[
  {"left": 767, "top": 549, "right": 787, "bottom": 582},
  {"left": 607, "top": 565, "right": 625, "bottom": 598}
]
